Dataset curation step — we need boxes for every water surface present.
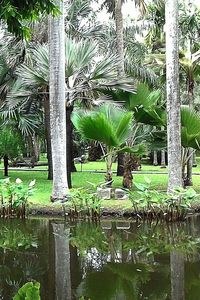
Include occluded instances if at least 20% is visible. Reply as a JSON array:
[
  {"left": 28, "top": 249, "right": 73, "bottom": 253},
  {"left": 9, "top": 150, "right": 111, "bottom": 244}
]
[{"left": 1, "top": 216, "right": 200, "bottom": 299}]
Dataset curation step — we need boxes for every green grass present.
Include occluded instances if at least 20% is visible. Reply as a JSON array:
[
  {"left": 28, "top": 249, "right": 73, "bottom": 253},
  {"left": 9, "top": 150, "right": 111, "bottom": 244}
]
[
  {"left": 0, "top": 159, "right": 200, "bottom": 210},
  {"left": 76, "top": 158, "right": 200, "bottom": 173}
]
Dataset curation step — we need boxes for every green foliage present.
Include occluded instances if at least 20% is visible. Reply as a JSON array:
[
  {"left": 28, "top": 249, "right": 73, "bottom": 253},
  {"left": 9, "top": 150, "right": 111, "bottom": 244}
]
[
  {"left": 0, "top": 226, "right": 38, "bottom": 250},
  {"left": 0, "top": 128, "right": 25, "bottom": 160},
  {"left": 72, "top": 104, "right": 132, "bottom": 148},
  {"left": 0, "top": 0, "right": 59, "bottom": 38},
  {"left": 130, "top": 177, "right": 197, "bottom": 221},
  {"left": 64, "top": 188, "right": 102, "bottom": 219},
  {"left": 181, "top": 108, "right": 200, "bottom": 150},
  {"left": 0, "top": 177, "right": 36, "bottom": 218},
  {"left": 13, "top": 281, "right": 40, "bottom": 300},
  {"left": 70, "top": 222, "right": 108, "bottom": 256}
]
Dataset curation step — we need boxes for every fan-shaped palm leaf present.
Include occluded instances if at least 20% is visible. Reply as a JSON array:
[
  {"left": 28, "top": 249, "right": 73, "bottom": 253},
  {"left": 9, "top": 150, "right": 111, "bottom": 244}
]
[
  {"left": 181, "top": 108, "right": 200, "bottom": 149},
  {"left": 72, "top": 104, "right": 132, "bottom": 147}
]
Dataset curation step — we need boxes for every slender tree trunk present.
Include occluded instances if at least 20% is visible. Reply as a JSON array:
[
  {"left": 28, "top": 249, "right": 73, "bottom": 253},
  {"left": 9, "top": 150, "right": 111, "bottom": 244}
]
[
  {"left": 115, "top": 0, "right": 126, "bottom": 177},
  {"left": 185, "top": 80, "right": 194, "bottom": 186},
  {"left": 30, "top": 133, "right": 39, "bottom": 167},
  {"left": 115, "top": 0, "right": 124, "bottom": 76},
  {"left": 186, "top": 149, "right": 193, "bottom": 186},
  {"left": 170, "top": 251, "right": 185, "bottom": 300},
  {"left": 66, "top": 105, "right": 76, "bottom": 189},
  {"left": 122, "top": 153, "right": 133, "bottom": 189},
  {"left": 161, "top": 150, "right": 166, "bottom": 168},
  {"left": 44, "top": 96, "right": 53, "bottom": 180},
  {"left": 105, "top": 151, "right": 113, "bottom": 185},
  {"left": 117, "top": 153, "right": 124, "bottom": 176},
  {"left": 4, "top": 154, "right": 8, "bottom": 177},
  {"left": 166, "top": 0, "right": 182, "bottom": 191},
  {"left": 49, "top": 0, "right": 69, "bottom": 200},
  {"left": 153, "top": 151, "right": 158, "bottom": 166},
  {"left": 193, "top": 151, "right": 197, "bottom": 167},
  {"left": 161, "top": 126, "right": 166, "bottom": 168}
]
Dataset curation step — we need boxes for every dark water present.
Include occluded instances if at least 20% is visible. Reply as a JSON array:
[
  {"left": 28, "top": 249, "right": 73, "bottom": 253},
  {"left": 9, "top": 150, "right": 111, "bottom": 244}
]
[{"left": 1, "top": 217, "right": 200, "bottom": 299}]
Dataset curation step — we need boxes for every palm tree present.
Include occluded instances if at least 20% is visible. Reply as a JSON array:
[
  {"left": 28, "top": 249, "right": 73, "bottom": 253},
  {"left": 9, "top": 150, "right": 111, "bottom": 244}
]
[
  {"left": 102, "top": 0, "right": 147, "bottom": 177},
  {"left": 49, "top": 0, "right": 69, "bottom": 201},
  {"left": 6, "top": 37, "right": 133, "bottom": 185},
  {"left": 179, "top": 50, "right": 200, "bottom": 185},
  {"left": 72, "top": 103, "right": 145, "bottom": 186},
  {"left": 165, "top": 0, "right": 182, "bottom": 191}
]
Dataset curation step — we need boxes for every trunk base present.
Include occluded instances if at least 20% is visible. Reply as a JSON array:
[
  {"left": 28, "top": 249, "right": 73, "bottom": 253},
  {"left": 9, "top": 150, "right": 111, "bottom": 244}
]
[
  {"left": 105, "top": 172, "right": 113, "bottom": 187},
  {"left": 117, "top": 153, "right": 124, "bottom": 176},
  {"left": 184, "top": 178, "right": 193, "bottom": 187},
  {"left": 122, "top": 170, "right": 133, "bottom": 189}
]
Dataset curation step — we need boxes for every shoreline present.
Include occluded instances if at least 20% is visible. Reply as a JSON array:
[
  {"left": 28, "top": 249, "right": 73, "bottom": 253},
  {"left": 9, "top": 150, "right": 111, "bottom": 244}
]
[{"left": 28, "top": 203, "right": 200, "bottom": 218}]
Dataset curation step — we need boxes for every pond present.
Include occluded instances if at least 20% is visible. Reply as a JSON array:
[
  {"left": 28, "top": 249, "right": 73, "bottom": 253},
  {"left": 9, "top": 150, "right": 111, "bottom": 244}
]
[{"left": 1, "top": 216, "right": 200, "bottom": 299}]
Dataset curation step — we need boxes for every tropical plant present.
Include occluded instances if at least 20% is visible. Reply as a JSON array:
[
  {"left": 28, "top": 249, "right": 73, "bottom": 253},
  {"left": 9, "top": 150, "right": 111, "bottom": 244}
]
[
  {"left": 130, "top": 177, "right": 196, "bottom": 221},
  {"left": 13, "top": 281, "right": 40, "bottom": 300},
  {"left": 64, "top": 188, "right": 102, "bottom": 219},
  {"left": 72, "top": 103, "right": 145, "bottom": 185},
  {"left": 0, "top": 226, "right": 38, "bottom": 250},
  {"left": 5, "top": 36, "right": 133, "bottom": 186},
  {"left": 0, "top": 177, "right": 36, "bottom": 218},
  {"left": 0, "top": 0, "right": 59, "bottom": 38}
]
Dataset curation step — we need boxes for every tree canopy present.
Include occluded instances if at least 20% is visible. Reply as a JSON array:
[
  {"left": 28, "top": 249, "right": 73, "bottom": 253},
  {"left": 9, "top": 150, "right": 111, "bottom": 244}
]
[{"left": 0, "top": 0, "right": 59, "bottom": 38}]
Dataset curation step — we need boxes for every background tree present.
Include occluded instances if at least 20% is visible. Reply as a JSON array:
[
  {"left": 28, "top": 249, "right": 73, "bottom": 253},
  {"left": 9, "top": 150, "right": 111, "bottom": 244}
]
[
  {"left": 0, "top": 128, "right": 25, "bottom": 176},
  {"left": 49, "top": 0, "right": 69, "bottom": 201},
  {"left": 0, "top": 0, "right": 59, "bottom": 38},
  {"left": 165, "top": 0, "right": 182, "bottom": 191}
]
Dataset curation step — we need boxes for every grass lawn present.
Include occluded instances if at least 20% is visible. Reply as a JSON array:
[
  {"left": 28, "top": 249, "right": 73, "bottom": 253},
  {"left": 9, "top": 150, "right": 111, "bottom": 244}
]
[{"left": 0, "top": 159, "right": 199, "bottom": 211}]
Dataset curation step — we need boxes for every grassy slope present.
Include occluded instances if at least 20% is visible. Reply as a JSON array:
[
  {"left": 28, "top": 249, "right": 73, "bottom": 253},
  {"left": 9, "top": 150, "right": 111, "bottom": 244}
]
[{"left": 0, "top": 158, "right": 199, "bottom": 210}]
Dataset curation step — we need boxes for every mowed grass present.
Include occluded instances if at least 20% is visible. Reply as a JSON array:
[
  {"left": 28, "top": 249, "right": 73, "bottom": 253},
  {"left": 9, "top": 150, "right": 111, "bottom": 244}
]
[{"left": 0, "top": 159, "right": 199, "bottom": 210}]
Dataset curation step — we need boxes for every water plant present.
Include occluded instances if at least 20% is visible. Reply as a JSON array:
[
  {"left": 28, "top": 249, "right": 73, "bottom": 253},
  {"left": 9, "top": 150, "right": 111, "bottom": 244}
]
[
  {"left": 130, "top": 177, "right": 197, "bottom": 221},
  {"left": 0, "top": 178, "right": 36, "bottom": 218},
  {"left": 64, "top": 188, "right": 102, "bottom": 220}
]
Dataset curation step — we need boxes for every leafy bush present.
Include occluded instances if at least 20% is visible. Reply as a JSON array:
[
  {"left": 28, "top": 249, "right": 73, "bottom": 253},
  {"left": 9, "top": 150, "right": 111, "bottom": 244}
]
[
  {"left": 64, "top": 188, "right": 102, "bottom": 219},
  {"left": 13, "top": 281, "right": 40, "bottom": 300},
  {"left": 130, "top": 177, "right": 197, "bottom": 221},
  {"left": 0, "top": 178, "right": 36, "bottom": 218}
]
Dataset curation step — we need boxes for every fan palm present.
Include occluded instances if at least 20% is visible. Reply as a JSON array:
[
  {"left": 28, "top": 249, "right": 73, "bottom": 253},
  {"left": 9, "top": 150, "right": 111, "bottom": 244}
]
[
  {"left": 125, "top": 84, "right": 200, "bottom": 186},
  {"left": 72, "top": 103, "right": 145, "bottom": 184},
  {"left": 5, "top": 38, "right": 134, "bottom": 186}
]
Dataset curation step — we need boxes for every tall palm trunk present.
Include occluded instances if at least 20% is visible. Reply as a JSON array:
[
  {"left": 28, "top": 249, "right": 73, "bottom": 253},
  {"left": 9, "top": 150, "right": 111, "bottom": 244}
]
[
  {"left": 66, "top": 105, "right": 77, "bottom": 189},
  {"left": 166, "top": 0, "right": 182, "bottom": 191},
  {"left": 49, "top": 0, "right": 69, "bottom": 201},
  {"left": 153, "top": 151, "right": 158, "bottom": 166},
  {"left": 161, "top": 150, "right": 166, "bottom": 168},
  {"left": 115, "top": 0, "right": 126, "bottom": 177},
  {"left": 44, "top": 95, "right": 53, "bottom": 180},
  {"left": 185, "top": 78, "right": 194, "bottom": 186},
  {"left": 161, "top": 126, "right": 166, "bottom": 168},
  {"left": 105, "top": 149, "right": 113, "bottom": 185},
  {"left": 115, "top": 0, "right": 125, "bottom": 76}
]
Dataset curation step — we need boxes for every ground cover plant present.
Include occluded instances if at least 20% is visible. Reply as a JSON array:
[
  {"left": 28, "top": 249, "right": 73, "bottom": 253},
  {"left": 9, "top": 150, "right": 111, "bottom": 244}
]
[
  {"left": 0, "top": 159, "right": 200, "bottom": 219},
  {"left": 0, "top": 177, "right": 35, "bottom": 218}
]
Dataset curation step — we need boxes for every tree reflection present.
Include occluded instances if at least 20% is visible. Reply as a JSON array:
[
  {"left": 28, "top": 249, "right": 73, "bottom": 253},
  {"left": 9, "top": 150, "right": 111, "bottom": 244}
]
[{"left": 69, "top": 220, "right": 200, "bottom": 300}]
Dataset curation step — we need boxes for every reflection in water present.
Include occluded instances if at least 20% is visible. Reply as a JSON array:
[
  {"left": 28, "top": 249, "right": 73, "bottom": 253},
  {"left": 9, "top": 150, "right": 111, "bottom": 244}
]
[
  {"left": 1, "top": 217, "right": 200, "bottom": 299},
  {"left": 51, "top": 222, "right": 71, "bottom": 300},
  {"left": 170, "top": 251, "right": 185, "bottom": 300}
]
